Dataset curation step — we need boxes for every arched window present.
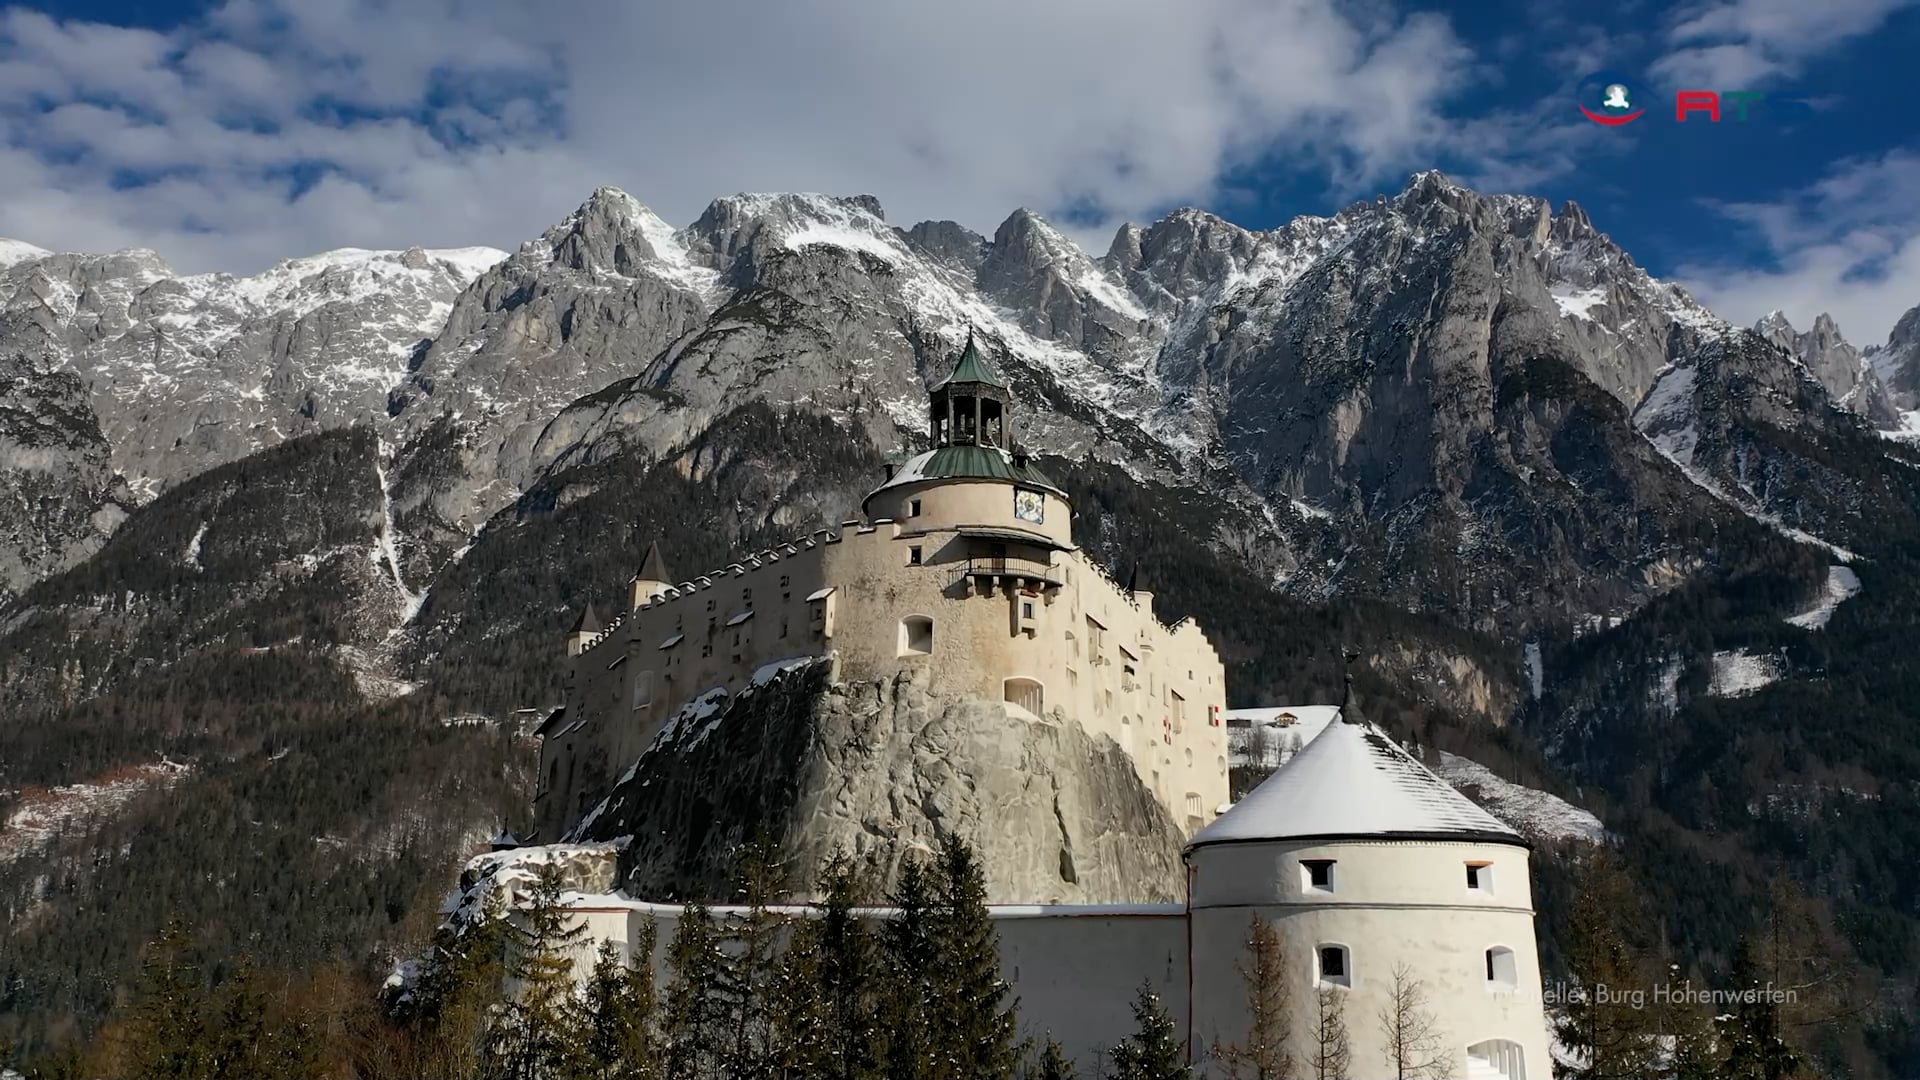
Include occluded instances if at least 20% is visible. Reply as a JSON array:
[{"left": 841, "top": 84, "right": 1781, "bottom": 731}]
[
  {"left": 1485, "top": 946, "right": 1517, "bottom": 990},
  {"left": 1316, "top": 944, "right": 1351, "bottom": 988},
  {"left": 1003, "top": 677, "right": 1044, "bottom": 716},
  {"left": 1467, "top": 1039, "right": 1526, "bottom": 1080},
  {"left": 899, "top": 616, "right": 934, "bottom": 656},
  {"left": 632, "top": 670, "right": 654, "bottom": 711}
]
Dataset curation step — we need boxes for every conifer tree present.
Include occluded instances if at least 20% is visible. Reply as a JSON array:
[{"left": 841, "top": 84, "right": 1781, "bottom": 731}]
[
  {"left": 664, "top": 902, "right": 729, "bottom": 1080},
  {"left": 931, "top": 834, "right": 1020, "bottom": 1080},
  {"left": 1306, "top": 987, "right": 1350, "bottom": 1080},
  {"left": 881, "top": 853, "right": 940, "bottom": 1080},
  {"left": 718, "top": 834, "right": 788, "bottom": 1080},
  {"left": 1106, "top": 983, "right": 1190, "bottom": 1080},
  {"left": 578, "top": 927, "right": 661, "bottom": 1080},
  {"left": 1716, "top": 938, "right": 1809, "bottom": 1080},
  {"left": 1553, "top": 852, "right": 1663, "bottom": 1080},
  {"left": 1211, "top": 915, "right": 1292, "bottom": 1080},
  {"left": 1028, "top": 1037, "right": 1076, "bottom": 1080},
  {"left": 414, "top": 913, "right": 512, "bottom": 1080},
  {"left": 492, "top": 861, "right": 593, "bottom": 1080},
  {"left": 773, "top": 850, "right": 882, "bottom": 1080},
  {"left": 123, "top": 920, "right": 213, "bottom": 1080}
]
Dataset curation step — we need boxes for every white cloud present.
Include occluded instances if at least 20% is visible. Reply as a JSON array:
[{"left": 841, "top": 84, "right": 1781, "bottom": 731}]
[
  {"left": 1677, "top": 151, "right": 1920, "bottom": 346},
  {"left": 1653, "top": 0, "right": 1919, "bottom": 87},
  {"left": 0, "top": 0, "right": 1480, "bottom": 272}
]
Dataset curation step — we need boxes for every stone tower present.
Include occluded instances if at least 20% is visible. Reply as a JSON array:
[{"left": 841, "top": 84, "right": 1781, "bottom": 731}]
[{"left": 1184, "top": 718, "right": 1551, "bottom": 1080}]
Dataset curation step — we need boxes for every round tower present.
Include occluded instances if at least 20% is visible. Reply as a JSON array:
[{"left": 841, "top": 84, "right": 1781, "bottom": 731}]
[
  {"left": 1185, "top": 716, "right": 1550, "bottom": 1080},
  {"left": 862, "top": 332, "right": 1074, "bottom": 551}
]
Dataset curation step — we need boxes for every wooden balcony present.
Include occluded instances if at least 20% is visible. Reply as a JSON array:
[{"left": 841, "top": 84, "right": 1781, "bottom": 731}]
[{"left": 953, "top": 555, "right": 1065, "bottom": 590}]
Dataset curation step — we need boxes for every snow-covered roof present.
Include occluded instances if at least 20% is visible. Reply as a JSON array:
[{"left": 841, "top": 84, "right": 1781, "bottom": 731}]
[{"left": 1189, "top": 718, "right": 1524, "bottom": 850}]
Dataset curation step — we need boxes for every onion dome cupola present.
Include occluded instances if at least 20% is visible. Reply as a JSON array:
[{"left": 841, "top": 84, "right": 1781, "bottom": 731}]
[{"left": 862, "top": 334, "right": 1072, "bottom": 551}]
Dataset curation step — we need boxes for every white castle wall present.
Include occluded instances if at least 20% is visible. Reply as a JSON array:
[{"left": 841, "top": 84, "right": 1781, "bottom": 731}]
[{"left": 539, "top": 500, "right": 1230, "bottom": 848}]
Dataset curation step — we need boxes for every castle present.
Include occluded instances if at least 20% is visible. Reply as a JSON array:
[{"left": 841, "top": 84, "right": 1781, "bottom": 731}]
[
  {"left": 534, "top": 334, "right": 1230, "bottom": 845},
  {"left": 506, "top": 337, "right": 1553, "bottom": 1079}
]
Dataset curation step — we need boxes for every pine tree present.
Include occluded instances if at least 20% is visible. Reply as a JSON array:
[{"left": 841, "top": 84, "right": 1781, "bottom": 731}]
[
  {"left": 881, "top": 853, "right": 940, "bottom": 1080},
  {"left": 718, "top": 834, "right": 788, "bottom": 1080},
  {"left": 415, "top": 914, "right": 511, "bottom": 1080},
  {"left": 578, "top": 928, "right": 661, "bottom": 1080},
  {"left": 1211, "top": 915, "right": 1292, "bottom": 1080},
  {"left": 931, "top": 834, "right": 1020, "bottom": 1080},
  {"left": 1376, "top": 963, "right": 1449, "bottom": 1080},
  {"left": 1106, "top": 983, "right": 1190, "bottom": 1080},
  {"left": 491, "top": 861, "right": 593, "bottom": 1080},
  {"left": 1306, "top": 988, "right": 1350, "bottom": 1080},
  {"left": 123, "top": 921, "right": 213, "bottom": 1080},
  {"left": 1716, "top": 938, "right": 1809, "bottom": 1080},
  {"left": 773, "top": 851, "right": 882, "bottom": 1080},
  {"left": 1553, "top": 852, "right": 1663, "bottom": 1080},
  {"left": 664, "top": 902, "right": 728, "bottom": 1080},
  {"left": 1028, "top": 1037, "right": 1076, "bottom": 1080}
]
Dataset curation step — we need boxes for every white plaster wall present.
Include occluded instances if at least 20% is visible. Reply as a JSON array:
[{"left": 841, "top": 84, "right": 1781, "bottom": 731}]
[{"left": 1188, "top": 840, "right": 1551, "bottom": 1079}]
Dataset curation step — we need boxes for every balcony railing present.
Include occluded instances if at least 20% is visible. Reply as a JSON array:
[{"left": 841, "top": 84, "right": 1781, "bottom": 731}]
[{"left": 953, "top": 556, "right": 1065, "bottom": 590}]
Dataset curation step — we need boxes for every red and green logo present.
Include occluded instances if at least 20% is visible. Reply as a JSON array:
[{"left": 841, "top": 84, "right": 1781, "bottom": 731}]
[{"left": 1578, "top": 71, "right": 1643, "bottom": 126}]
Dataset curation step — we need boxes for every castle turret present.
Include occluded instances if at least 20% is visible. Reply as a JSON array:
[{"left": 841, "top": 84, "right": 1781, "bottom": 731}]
[
  {"left": 1184, "top": 719, "right": 1550, "bottom": 1079},
  {"left": 862, "top": 333, "right": 1074, "bottom": 554},
  {"left": 630, "top": 540, "right": 673, "bottom": 610},
  {"left": 566, "top": 603, "right": 602, "bottom": 657}
]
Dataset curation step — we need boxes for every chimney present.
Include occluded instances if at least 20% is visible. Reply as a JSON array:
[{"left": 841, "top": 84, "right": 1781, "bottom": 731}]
[{"left": 883, "top": 462, "right": 897, "bottom": 481}]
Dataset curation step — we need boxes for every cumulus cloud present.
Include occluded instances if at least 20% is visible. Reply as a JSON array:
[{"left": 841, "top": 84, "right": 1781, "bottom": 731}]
[
  {"left": 1652, "top": 0, "right": 1919, "bottom": 87},
  {"left": 0, "top": 0, "right": 1480, "bottom": 272},
  {"left": 1677, "top": 151, "right": 1920, "bottom": 346}
]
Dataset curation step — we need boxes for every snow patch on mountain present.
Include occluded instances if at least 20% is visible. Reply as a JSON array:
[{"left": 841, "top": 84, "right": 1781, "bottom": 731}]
[
  {"left": 1550, "top": 284, "right": 1608, "bottom": 321},
  {"left": 1708, "top": 650, "right": 1783, "bottom": 697},
  {"left": 1433, "top": 752, "right": 1604, "bottom": 844},
  {"left": 1786, "top": 565, "right": 1862, "bottom": 630},
  {"left": 0, "top": 238, "right": 49, "bottom": 268},
  {"left": 1, "top": 761, "right": 192, "bottom": 863}
]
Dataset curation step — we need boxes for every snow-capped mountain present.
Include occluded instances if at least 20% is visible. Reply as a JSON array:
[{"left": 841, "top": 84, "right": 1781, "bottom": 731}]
[{"left": 4, "top": 169, "right": 1917, "bottom": 627}]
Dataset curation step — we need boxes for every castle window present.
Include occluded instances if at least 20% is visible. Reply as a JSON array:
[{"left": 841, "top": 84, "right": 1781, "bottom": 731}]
[
  {"left": 1184, "top": 747, "right": 1193, "bottom": 767},
  {"left": 1003, "top": 677, "right": 1044, "bottom": 716},
  {"left": 548, "top": 760, "right": 558, "bottom": 793},
  {"left": 632, "top": 670, "right": 654, "bottom": 711},
  {"left": 1466, "top": 861, "right": 1494, "bottom": 893},
  {"left": 899, "top": 616, "right": 934, "bottom": 656},
  {"left": 780, "top": 618, "right": 788, "bottom": 639},
  {"left": 1302, "top": 859, "right": 1336, "bottom": 892},
  {"left": 909, "top": 498, "right": 922, "bottom": 518},
  {"left": 1021, "top": 600, "right": 1034, "bottom": 619},
  {"left": 780, "top": 575, "right": 789, "bottom": 588},
  {"left": 1485, "top": 947, "right": 1517, "bottom": 989},
  {"left": 707, "top": 599, "right": 715, "bottom": 612},
  {"left": 1317, "top": 944, "right": 1351, "bottom": 988},
  {"left": 1184, "top": 792, "right": 1202, "bottom": 817},
  {"left": 1067, "top": 667, "right": 1078, "bottom": 687},
  {"left": 1169, "top": 690, "right": 1186, "bottom": 731},
  {"left": 702, "top": 642, "right": 712, "bottom": 658},
  {"left": 908, "top": 545, "right": 922, "bottom": 565}
]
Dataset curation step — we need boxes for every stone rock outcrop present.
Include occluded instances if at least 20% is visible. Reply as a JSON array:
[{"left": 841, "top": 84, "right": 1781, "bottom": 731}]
[
  {"left": 0, "top": 351, "right": 130, "bottom": 603},
  {"left": 572, "top": 661, "right": 1188, "bottom": 905}
]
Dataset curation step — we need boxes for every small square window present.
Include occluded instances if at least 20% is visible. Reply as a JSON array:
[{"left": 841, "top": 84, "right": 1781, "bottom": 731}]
[
  {"left": 1466, "top": 862, "right": 1493, "bottom": 893},
  {"left": 1303, "top": 859, "right": 1336, "bottom": 891},
  {"left": 909, "top": 498, "right": 923, "bottom": 517},
  {"left": 908, "top": 546, "right": 923, "bottom": 565},
  {"left": 1318, "top": 945, "right": 1350, "bottom": 987},
  {"left": 1021, "top": 601, "right": 1034, "bottom": 619}
]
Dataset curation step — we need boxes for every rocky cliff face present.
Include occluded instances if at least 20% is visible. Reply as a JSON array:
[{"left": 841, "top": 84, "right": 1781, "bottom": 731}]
[
  {"left": 571, "top": 661, "right": 1189, "bottom": 905},
  {"left": 0, "top": 351, "right": 130, "bottom": 604},
  {"left": 1866, "top": 302, "right": 1920, "bottom": 434}
]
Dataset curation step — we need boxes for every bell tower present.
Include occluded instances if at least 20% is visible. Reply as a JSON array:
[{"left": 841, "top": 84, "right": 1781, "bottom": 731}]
[{"left": 929, "top": 329, "right": 1013, "bottom": 449}]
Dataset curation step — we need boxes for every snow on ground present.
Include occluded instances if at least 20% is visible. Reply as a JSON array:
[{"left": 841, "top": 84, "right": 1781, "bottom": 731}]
[
  {"left": 436, "top": 840, "right": 627, "bottom": 933},
  {"left": 0, "top": 238, "right": 50, "bottom": 267},
  {"left": 184, "top": 522, "right": 207, "bottom": 569},
  {"left": 1223, "top": 706, "right": 1341, "bottom": 770},
  {"left": 1433, "top": 752, "right": 1605, "bottom": 844},
  {"left": 1550, "top": 284, "right": 1608, "bottom": 321},
  {"left": 1786, "top": 565, "right": 1863, "bottom": 629},
  {"left": 1708, "top": 650, "right": 1783, "bottom": 697},
  {"left": 1525, "top": 641, "right": 1544, "bottom": 700},
  {"left": 1, "top": 761, "right": 192, "bottom": 863}
]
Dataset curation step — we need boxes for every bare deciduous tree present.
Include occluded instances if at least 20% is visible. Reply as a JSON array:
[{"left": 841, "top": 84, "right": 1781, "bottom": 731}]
[
  {"left": 1307, "top": 987, "right": 1349, "bottom": 1080},
  {"left": 1376, "top": 963, "right": 1451, "bottom": 1080},
  {"left": 1211, "top": 916, "right": 1293, "bottom": 1080}
]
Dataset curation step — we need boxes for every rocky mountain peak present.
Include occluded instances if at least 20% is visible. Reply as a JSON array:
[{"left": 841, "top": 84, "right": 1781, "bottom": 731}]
[
  {"left": 1103, "top": 222, "right": 1145, "bottom": 275},
  {"left": 540, "top": 186, "right": 669, "bottom": 276},
  {"left": 904, "top": 219, "right": 989, "bottom": 275}
]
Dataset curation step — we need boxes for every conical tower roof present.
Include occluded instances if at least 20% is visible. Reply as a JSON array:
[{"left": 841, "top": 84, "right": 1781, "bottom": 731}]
[
  {"left": 1188, "top": 717, "right": 1522, "bottom": 851},
  {"left": 933, "top": 329, "right": 1008, "bottom": 390},
  {"left": 634, "top": 540, "right": 671, "bottom": 583},
  {"left": 568, "top": 603, "right": 602, "bottom": 635}
]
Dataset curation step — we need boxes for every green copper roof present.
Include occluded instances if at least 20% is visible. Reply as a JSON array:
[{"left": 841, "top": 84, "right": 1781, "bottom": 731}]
[
  {"left": 933, "top": 332, "right": 1008, "bottom": 390},
  {"left": 919, "top": 445, "right": 1061, "bottom": 491}
]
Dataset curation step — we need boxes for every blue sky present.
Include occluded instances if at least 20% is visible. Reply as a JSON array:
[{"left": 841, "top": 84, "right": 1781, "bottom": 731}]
[{"left": 4, "top": 0, "right": 1919, "bottom": 343}]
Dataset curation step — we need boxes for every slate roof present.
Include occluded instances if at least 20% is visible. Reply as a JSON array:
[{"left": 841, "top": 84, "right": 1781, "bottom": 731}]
[
  {"left": 635, "top": 540, "right": 671, "bottom": 583},
  {"left": 1188, "top": 717, "right": 1525, "bottom": 851},
  {"left": 568, "top": 603, "right": 602, "bottom": 635}
]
